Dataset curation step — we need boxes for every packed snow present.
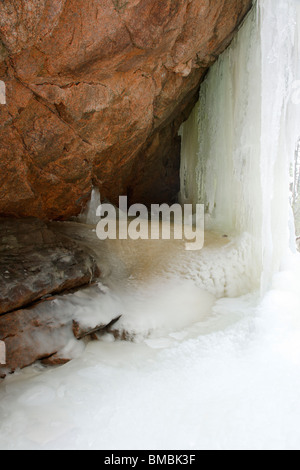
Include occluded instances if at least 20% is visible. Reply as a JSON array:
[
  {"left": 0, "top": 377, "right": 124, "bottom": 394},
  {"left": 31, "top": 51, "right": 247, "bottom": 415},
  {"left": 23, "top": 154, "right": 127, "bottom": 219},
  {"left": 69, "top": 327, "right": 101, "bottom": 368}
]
[{"left": 1, "top": 255, "right": 300, "bottom": 450}]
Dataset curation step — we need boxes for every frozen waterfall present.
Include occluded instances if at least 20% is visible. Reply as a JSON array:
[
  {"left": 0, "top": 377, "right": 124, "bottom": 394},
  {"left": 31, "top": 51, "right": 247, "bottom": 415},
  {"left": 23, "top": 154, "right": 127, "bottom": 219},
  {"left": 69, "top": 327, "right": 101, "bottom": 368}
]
[
  {"left": 1, "top": 0, "right": 300, "bottom": 450},
  {"left": 180, "top": 0, "right": 300, "bottom": 293}
]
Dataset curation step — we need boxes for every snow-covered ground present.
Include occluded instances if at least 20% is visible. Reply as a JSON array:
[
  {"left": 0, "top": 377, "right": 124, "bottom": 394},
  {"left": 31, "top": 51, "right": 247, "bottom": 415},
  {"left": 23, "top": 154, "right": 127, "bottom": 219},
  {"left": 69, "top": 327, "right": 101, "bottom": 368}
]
[
  {"left": 0, "top": 240, "right": 300, "bottom": 450},
  {"left": 0, "top": 267, "right": 298, "bottom": 450}
]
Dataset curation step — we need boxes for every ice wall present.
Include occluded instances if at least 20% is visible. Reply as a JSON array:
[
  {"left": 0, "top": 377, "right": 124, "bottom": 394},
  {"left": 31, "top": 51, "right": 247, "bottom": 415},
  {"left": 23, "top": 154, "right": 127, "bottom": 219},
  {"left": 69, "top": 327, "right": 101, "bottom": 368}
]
[{"left": 180, "top": 0, "right": 300, "bottom": 292}]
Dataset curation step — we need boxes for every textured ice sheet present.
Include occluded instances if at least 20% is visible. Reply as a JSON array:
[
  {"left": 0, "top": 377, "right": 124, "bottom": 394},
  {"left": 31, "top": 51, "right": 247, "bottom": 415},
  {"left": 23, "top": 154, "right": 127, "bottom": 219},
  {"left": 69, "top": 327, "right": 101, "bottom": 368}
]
[
  {"left": 47, "top": 224, "right": 256, "bottom": 340},
  {"left": 1, "top": 256, "right": 300, "bottom": 450}
]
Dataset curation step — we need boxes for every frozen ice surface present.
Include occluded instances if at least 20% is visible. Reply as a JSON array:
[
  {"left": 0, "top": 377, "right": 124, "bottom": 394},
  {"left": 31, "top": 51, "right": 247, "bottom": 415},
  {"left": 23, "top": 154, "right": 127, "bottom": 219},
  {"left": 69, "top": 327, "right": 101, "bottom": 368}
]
[{"left": 1, "top": 257, "right": 300, "bottom": 450}]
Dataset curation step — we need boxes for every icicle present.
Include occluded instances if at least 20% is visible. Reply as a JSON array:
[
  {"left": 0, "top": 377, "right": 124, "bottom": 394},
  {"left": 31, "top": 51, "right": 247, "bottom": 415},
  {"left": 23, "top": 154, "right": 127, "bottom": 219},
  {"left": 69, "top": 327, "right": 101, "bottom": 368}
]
[{"left": 78, "top": 187, "right": 101, "bottom": 225}]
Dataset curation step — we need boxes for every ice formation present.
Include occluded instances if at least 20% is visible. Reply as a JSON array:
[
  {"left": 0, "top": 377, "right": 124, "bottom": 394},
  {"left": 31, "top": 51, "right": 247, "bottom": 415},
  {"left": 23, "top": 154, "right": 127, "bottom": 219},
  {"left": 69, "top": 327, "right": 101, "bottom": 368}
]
[
  {"left": 0, "top": 81, "right": 6, "bottom": 105},
  {"left": 180, "top": 0, "right": 300, "bottom": 292},
  {"left": 77, "top": 187, "right": 101, "bottom": 225},
  {"left": 1, "top": 0, "right": 300, "bottom": 450}
]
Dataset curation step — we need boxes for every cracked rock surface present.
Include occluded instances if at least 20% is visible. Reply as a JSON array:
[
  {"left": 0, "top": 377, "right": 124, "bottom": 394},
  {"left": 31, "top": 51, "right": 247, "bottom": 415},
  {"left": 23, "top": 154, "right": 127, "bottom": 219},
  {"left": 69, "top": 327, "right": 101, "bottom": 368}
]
[
  {"left": 0, "top": 218, "right": 125, "bottom": 377},
  {"left": 0, "top": 218, "right": 100, "bottom": 314},
  {"left": 0, "top": 0, "right": 252, "bottom": 219}
]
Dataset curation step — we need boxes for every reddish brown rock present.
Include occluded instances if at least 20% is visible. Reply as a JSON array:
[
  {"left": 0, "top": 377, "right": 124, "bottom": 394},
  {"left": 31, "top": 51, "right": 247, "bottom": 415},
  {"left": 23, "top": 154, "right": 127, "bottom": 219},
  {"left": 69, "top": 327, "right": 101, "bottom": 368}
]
[
  {"left": 72, "top": 315, "right": 122, "bottom": 340},
  {"left": 0, "top": 302, "right": 73, "bottom": 374},
  {"left": 0, "top": 0, "right": 252, "bottom": 219},
  {"left": 41, "top": 355, "right": 71, "bottom": 366},
  {"left": 0, "top": 292, "right": 122, "bottom": 377}
]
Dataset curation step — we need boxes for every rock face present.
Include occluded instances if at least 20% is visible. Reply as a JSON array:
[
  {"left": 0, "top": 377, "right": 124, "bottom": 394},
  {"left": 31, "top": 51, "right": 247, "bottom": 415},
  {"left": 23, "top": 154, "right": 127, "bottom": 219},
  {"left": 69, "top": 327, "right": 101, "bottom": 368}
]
[
  {"left": 0, "top": 218, "right": 100, "bottom": 314},
  {"left": 0, "top": 0, "right": 252, "bottom": 219},
  {"left": 0, "top": 293, "right": 120, "bottom": 377},
  {"left": 0, "top": 218, "right": 129, "bottom": 377},
  {"left": 0, "top": 217, "right": 103, "bottom": 376},
  {"left": 0, "top": 303, "right": 73, "bottom": 375},
  {"left": 72, "top": 315, "right": 121, "bottom": 340}
]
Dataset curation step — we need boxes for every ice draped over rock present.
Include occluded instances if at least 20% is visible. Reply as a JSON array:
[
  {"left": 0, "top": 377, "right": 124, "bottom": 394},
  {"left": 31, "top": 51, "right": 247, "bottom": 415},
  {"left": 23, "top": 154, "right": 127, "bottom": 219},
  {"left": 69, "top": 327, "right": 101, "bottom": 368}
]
[{"left": 180, "top": 0, "right": 300, "bottom": 292}]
